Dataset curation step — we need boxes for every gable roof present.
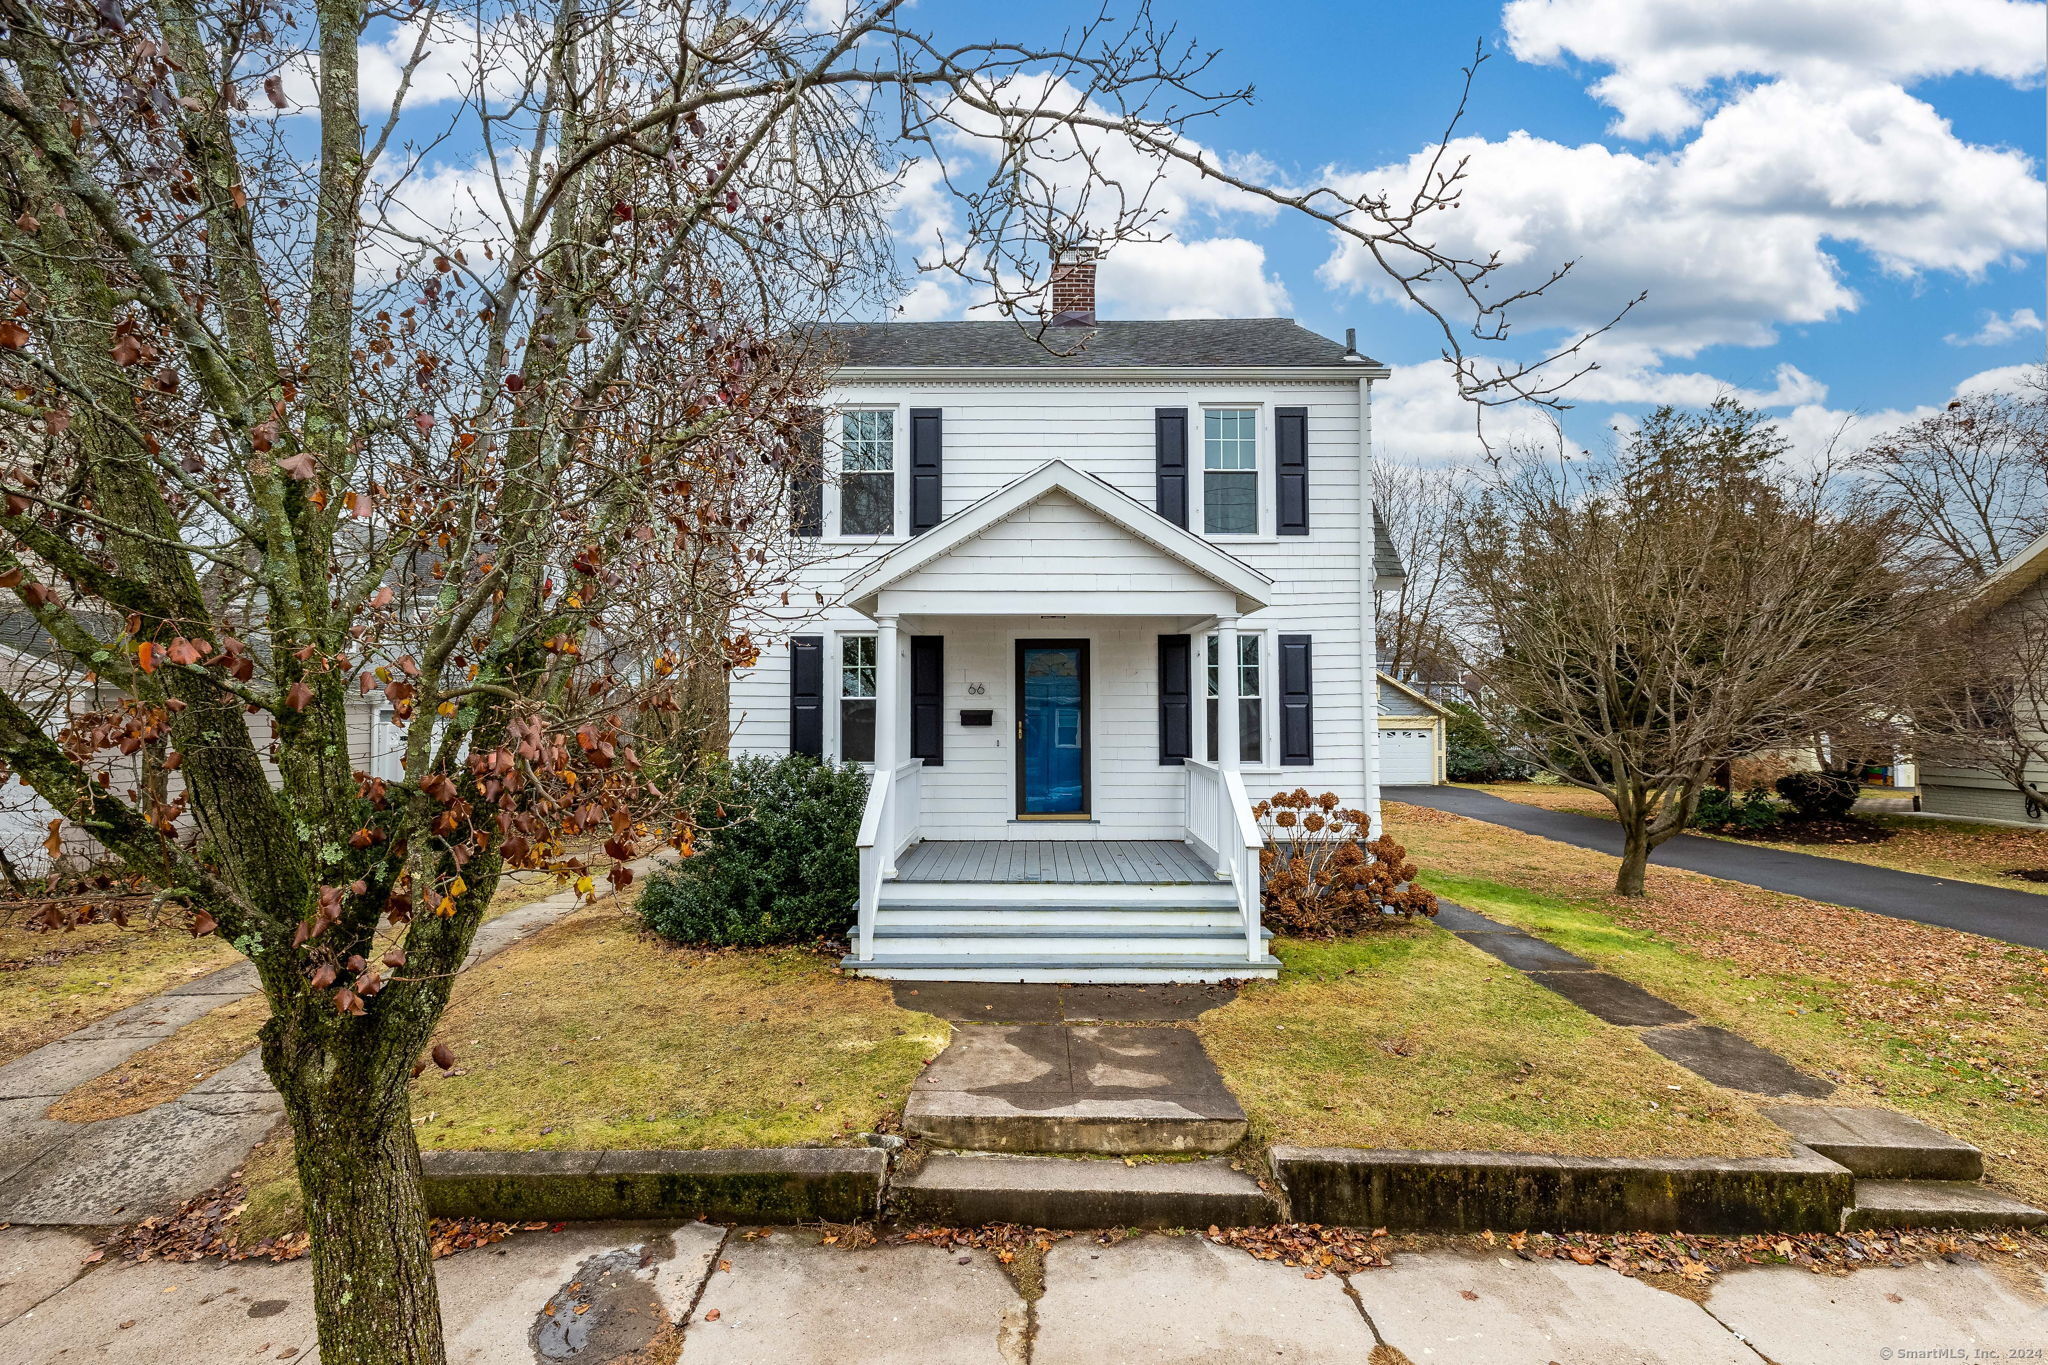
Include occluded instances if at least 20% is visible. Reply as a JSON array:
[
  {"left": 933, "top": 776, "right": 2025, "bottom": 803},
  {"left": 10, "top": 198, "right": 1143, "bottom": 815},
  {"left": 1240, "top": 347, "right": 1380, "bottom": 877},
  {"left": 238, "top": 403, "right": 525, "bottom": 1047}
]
[
  {"left": 817, "top": 318, "right": 1378, "bottom": 370},
  {"left": 1376, "top": 670, "right": 1452, "bottom": 718},
  {"left": 840, "top": 459, "right": 1273, "bottom": 617},
  {"left": 1976, "top": 527, "right": 2048, "bottom": 615}
]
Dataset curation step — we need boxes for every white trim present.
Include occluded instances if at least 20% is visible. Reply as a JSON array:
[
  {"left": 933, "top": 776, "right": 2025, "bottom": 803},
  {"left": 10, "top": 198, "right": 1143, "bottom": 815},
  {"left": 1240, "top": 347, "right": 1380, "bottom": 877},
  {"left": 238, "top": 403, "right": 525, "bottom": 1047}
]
[
  {"left": 839, "top": 459, "right": 1274, "bottom": 618},
  {"left": 832, "top": 364, "right": 1391, "bottom": 385},
  {"left": 1975, "top": 525, "right": 2048, "bottom": 613}
]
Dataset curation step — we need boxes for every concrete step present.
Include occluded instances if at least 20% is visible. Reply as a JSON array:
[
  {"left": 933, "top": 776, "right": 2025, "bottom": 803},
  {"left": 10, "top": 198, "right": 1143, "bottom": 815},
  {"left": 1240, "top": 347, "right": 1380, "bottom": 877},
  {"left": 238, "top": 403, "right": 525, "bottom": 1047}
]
[
  {"left": 896, "top": 1153, "right": 1278, "bottom": 1229},
  {"left": 903, "top": 1023, "right": 1250, "bottom": 1153},
  {"left": 879, "top": 882, "right": 1238, "bottom": 910},
  {"left": 1762, "top": 1105, "right": 1982, "bottom": 1181},
  {"left": 842, "top": 953, "right": 1280, "bottom": 984},
  {"left": 1843, "top": 1180, "right": 2048, "bottom": 1231}
]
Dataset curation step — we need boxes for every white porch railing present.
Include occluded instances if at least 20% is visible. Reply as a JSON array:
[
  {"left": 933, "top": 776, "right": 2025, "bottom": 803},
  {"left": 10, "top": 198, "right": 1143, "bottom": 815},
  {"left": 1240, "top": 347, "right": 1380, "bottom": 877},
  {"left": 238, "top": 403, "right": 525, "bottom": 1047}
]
[
  {"left": 1182, "top": 758, "right": 1265, "bottom": 963},
  {"left": 853, "top": 758, "right": 924, "bottom": 961}
]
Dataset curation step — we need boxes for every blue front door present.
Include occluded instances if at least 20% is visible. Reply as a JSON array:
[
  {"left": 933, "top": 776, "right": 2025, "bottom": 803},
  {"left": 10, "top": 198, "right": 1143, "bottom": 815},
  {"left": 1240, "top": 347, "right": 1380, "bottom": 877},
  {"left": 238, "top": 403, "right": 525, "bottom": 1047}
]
[{"left": 1018, "top": 642, "right": 1087, "bottom": 816}]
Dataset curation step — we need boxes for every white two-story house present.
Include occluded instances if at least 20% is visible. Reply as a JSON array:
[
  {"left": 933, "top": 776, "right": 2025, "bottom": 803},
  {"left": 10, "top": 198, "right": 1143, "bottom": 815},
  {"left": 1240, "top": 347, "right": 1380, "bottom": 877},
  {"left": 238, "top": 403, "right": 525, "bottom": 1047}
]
[{"left": 728, "top": 252, "right": 1403, "bottom": 982}]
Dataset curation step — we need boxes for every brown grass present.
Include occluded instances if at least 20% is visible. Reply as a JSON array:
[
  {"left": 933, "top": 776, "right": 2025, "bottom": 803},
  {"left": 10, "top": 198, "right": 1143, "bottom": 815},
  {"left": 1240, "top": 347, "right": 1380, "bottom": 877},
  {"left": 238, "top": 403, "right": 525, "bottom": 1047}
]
[
  {"left": 0, "top": 917, "right": 238, "bottom": 1067},
  {"left": 47, "top": 993, "right": 269, "bottom": 1121}
]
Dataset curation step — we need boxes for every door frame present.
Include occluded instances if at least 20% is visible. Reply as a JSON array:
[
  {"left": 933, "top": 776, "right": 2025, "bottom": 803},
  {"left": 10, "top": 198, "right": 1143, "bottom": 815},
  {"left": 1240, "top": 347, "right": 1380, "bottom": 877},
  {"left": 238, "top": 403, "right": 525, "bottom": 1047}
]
[{"left": 1014, "top": 638, "right": 1091, "bottom": 820}]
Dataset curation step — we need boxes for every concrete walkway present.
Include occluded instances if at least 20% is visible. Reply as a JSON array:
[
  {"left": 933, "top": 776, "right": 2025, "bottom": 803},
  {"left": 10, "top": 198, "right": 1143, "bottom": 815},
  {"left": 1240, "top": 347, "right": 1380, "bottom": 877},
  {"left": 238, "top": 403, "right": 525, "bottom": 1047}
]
[
  {"left": 0, "top": 862, "right": 663, "bottom": 1227},
  {"left": 1389, "top": 785, "right": 2048, "bottom": 951},
  {"left": 3, "top": 1221, "right": 2043, "bottom": 1363}
]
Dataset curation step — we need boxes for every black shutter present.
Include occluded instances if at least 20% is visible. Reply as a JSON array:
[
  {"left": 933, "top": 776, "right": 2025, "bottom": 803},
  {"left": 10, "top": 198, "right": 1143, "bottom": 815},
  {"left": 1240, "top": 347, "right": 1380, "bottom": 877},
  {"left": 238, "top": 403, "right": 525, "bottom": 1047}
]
[
  {"left": 1155, "top": 407, "right": 1188, "bottom": 528},
  {"left": 789, "top": 636, "right": 824, "bottom": 757},
  {"left": 1278, "top": 634, "right": 1314, "bottom": 765},
  {"left": 792, "top": 409, "right": 824, "bottom": 537},
  {"left": 910, "top": 635, "right": 944, "bottom": 765},
  {"left": 1157, "top": 634, "right": 1192, "bottom": 765},
  {"left": 909, "top": 408, "right": 944, "bottom": 534},
  {"left": 1275, "top": 406, "right": 1308, "bottom": 536}
]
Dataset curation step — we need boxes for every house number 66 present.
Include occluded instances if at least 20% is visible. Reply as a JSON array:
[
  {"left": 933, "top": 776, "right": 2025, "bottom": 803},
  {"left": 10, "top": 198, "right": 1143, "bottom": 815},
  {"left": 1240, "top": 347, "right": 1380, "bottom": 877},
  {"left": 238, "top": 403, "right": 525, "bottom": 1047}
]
[{"left": 966, "top": 683, "right": 986, "bottom": 696}]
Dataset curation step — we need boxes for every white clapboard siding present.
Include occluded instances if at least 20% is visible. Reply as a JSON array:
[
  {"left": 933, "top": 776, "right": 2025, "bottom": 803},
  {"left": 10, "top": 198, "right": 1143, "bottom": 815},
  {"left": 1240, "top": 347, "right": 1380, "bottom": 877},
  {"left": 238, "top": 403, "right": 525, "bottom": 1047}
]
[{"left": 727, "top": 374, "right": 1376, "bottom": 825}]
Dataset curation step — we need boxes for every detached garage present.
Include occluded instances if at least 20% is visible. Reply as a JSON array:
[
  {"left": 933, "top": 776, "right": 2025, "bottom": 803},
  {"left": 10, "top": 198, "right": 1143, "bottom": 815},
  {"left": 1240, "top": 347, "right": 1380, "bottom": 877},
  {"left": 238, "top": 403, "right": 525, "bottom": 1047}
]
[{"left": 1376, "top": 673, "right": 1450, "bottom": 786}]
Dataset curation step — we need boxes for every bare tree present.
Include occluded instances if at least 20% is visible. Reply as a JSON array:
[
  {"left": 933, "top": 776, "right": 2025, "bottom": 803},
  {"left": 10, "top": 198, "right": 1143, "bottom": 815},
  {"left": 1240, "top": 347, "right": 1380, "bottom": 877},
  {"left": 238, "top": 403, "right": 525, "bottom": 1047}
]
[
  {"left": 0, "top": 2, "right": 1614, "bottom": 1360},
  {"left": 1853, "top": 369, "right": 2048, "bottom": 582},
  {"left": 1373, "top": 461, "right": 1472, "bottom": 683},
  {"left": 1460, "top": 404, "right": 1923, "bottom": 895}
]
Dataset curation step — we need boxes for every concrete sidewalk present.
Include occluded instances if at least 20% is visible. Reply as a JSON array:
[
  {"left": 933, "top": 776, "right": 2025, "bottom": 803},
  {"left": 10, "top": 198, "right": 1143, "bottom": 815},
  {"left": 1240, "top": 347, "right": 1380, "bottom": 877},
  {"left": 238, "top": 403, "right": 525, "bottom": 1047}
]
[
  {"left": 4, "top": 1222, "right": 2044, "bottom": 1363},
  {"left": 1389, "top": 785, "right": 2048, "bottom": 951}
]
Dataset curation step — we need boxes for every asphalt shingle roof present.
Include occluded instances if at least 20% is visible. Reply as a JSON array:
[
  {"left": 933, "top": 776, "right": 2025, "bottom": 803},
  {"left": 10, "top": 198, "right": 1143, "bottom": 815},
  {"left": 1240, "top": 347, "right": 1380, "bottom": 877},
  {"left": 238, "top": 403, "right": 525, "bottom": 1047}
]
[{"left": 818, "top": 318, "right": 1379, "bottom": 369}]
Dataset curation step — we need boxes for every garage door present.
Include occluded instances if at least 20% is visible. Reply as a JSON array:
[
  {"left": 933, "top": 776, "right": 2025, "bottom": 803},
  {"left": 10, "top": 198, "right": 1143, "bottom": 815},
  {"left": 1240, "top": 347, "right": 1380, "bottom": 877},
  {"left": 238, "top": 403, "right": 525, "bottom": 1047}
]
[{"left": 1379, "top": 728, "right": 1437, "bottom": 785}]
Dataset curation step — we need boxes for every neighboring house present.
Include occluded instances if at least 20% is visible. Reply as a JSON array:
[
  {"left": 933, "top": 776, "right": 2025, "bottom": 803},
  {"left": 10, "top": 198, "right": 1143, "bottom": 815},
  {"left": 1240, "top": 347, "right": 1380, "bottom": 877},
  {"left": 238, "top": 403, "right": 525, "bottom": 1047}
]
[
  {"left": 1920, "top": 529, "right": 2048, "bottom": 825},
  {"left": 0, "top": 611, "right": 391, "bottom": 877},
  {"left": 727, "top": 249, "right": 1400, "bottom": 982},
  {"left": 1376, "top": 672, "right": 1449, "bottom": 786}
]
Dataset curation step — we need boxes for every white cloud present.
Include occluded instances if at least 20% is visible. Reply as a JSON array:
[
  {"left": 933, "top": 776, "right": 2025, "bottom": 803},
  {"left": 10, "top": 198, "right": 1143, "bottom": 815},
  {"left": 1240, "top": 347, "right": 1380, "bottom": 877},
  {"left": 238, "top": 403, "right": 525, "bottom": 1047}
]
[
  {"left": 1570, "top": 357, "right": 1829, "bottom": 409},
  {"left": 1954, "top": 362, "right": 2043, "bottom": 397},
  {"left": 1098, "top": 238, "right": 1289, "bottom": 318},
  {"left": 1317, "top": 81, "right": 2041, "bottom": 360},
  {"left": 1503, "top": 0, "right": 2047, "bottom": 139},
  {"left": 1946, "top": 308, "right": 2047, "bottom": 346},
  {"left": 1370, "top": 363, "right": 1578, "bottom": 468}
]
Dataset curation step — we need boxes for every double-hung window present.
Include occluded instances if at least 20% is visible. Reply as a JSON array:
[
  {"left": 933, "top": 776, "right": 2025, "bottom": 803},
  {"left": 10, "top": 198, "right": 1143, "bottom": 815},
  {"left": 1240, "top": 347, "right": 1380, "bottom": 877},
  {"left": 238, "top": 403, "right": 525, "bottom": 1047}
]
[
  {"left": 1202, "top": 408, "right": 1259, "bottom": 535},
  {"left": 839, "top": 410, "right": 895, "bottom": 536},
  {"left": 839, "top": 635, "right": 877, "bottom": 763},
  {"left": 1205, "top": 633, "right": 1263, "bottom": 764}
]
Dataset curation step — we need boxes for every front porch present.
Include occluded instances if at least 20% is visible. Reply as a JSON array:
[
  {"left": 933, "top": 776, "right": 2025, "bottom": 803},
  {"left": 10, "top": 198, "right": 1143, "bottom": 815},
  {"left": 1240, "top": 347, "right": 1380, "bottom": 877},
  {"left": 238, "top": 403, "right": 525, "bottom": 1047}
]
[{"left": 893, "top": 839, "right": 1219, "bottom": 885}]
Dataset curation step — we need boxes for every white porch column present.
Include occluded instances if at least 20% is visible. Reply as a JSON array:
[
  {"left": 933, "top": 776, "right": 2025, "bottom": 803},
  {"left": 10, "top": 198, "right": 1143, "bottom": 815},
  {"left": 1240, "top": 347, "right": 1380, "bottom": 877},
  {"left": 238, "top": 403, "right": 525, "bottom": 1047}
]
[
  {"left": 1189, "top": 628, "right": 1208, "bottom": 763},
  {"left": 1215, "top": 616, "right": 1241, "bottom": 776},
  {"left": 874, "top": 614, "right": 901, "bottom": 770},
  {"left": 873, "top": 613, "right": 902, "bottom": 879}
]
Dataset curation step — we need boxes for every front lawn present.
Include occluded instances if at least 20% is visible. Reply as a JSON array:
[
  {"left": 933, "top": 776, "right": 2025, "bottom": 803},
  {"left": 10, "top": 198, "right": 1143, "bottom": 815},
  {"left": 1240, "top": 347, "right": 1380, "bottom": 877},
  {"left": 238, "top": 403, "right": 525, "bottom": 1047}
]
[
  {"left": 0, "top": 912, "right": 238, "bottom": 1067},
  {"left": 408, "top": 901, "right": 950, "bottom": 1151},
  {"left": 1391, "top": 801, "right": 2048, "bottom": 1206},
  {"left": 1197, "top": 929, "right": 1783, "bottom": 1158},
  {"left": 1463, "top": 782, "right": 2048, "bottom": 894}
]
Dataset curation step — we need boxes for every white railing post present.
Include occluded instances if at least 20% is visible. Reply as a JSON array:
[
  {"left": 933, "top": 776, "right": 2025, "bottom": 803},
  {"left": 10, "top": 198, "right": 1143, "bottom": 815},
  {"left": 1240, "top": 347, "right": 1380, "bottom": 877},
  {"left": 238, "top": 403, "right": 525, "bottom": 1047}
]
[
  {"left": 854, "top": 765, "right": 891, "bottom": 962},
  {"left": 1213, "top": 617, "right": 1240, "bottom": 876},
  {"left": 1222, "top": 768, "right": 1264, "bottom": 963}
]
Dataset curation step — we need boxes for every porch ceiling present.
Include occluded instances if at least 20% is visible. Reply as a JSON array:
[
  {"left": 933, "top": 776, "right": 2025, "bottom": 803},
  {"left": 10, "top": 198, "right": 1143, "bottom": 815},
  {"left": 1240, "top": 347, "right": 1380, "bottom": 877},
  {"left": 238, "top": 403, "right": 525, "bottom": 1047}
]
[{"left": 840, "top": 460, "right": 1272, "bottom": 620}]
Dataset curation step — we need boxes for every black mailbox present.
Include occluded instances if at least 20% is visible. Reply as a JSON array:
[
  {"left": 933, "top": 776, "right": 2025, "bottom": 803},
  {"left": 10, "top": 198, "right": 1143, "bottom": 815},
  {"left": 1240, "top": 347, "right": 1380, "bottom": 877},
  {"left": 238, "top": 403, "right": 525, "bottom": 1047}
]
[{"left": 959, "top": 709, "right": 994, "bottom": 727}]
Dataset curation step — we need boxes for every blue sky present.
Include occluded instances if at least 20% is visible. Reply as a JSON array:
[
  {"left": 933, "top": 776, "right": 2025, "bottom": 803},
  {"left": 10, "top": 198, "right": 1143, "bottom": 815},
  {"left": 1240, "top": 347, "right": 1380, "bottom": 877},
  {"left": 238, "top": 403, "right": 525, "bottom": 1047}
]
[{"left": 902, "top": 0, "right": 2048, "bottom": 464}]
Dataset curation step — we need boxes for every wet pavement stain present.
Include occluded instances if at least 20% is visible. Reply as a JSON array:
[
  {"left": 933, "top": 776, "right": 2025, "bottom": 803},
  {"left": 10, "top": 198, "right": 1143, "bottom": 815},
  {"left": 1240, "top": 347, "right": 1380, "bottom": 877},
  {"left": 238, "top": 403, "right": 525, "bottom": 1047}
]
[{"left": 530, "top": 1240, "right": 673, "bottom": 1362}]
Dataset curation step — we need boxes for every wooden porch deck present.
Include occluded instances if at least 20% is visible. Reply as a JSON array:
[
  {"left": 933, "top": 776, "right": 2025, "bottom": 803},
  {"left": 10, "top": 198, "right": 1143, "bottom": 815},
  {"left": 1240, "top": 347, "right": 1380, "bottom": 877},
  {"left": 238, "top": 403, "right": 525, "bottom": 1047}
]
[{"left": 892, "top": 839, "right": 1217, "bottom": 885}]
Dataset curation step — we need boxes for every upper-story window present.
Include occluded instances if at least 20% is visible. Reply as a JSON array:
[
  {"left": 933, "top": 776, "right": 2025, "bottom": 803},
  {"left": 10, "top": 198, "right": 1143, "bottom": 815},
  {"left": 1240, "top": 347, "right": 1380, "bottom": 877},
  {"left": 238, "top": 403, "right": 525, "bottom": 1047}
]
[
  {"left": 839, "top": 410, "right": 896, "bottom": 536},
  {"left": 1203, "top": 408, "right": 1259, "bottom": 535}
]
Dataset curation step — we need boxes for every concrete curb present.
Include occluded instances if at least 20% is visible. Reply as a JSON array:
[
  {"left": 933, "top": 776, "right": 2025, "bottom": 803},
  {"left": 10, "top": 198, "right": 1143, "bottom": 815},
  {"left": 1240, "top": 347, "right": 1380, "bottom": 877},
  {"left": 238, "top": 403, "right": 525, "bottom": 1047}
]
[
  {"left": 1270, "top": 1144, "right": 1855, "bottom": 1234},
  {"left": 420, "top": 1147, "right": 887, "bottom": 1224}
]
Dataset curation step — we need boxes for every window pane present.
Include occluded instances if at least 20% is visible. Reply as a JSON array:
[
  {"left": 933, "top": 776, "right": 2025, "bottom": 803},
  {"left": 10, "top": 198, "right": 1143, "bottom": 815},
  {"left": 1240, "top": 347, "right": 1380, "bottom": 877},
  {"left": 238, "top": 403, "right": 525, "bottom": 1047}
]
[
  {"left": 1204, "top": 408, "right": 1257, "bottom": 470},
  {"left": 841, "top": 635, "right": 876, "bottom": 697},
  {"left": 1240, "top": 698, "right": 1262, "bottom": 764},
  {"left": 841, "top": 411, "right": 894, "bottom": 471},
  {"left": 841, "top": 471, "right": 894, "bottom": 535},
  {"left": 1238, "top": 634, "right": 1260, "bottom": 699},
  {"left": 840, "top": 699, "right": 875, "bottom": 763},
  {"left": 1204, "top": 470, "right": 1257, "bottom": 534}
]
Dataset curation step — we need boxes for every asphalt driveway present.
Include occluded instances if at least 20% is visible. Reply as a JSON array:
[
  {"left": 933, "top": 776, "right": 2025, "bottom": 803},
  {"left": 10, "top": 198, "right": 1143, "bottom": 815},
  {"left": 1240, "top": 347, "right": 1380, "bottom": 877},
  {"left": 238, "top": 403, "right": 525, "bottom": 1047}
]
[{"left": 1387, "top": 785, "right": 2048, "bottom": 952}]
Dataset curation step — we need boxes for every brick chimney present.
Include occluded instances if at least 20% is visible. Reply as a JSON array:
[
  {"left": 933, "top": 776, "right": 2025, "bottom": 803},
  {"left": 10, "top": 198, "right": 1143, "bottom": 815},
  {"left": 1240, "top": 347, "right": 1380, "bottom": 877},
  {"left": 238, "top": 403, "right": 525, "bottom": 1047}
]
[{"left": 1048, "top": 243, "right": 1099, "bottom": 327}]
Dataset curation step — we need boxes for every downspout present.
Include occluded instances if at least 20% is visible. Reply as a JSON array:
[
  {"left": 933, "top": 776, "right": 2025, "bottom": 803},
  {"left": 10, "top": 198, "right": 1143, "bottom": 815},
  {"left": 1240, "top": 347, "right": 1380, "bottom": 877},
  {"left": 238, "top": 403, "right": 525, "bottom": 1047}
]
[{"left": 1356, "top": 368, "right": 1382, "bottom": 837}]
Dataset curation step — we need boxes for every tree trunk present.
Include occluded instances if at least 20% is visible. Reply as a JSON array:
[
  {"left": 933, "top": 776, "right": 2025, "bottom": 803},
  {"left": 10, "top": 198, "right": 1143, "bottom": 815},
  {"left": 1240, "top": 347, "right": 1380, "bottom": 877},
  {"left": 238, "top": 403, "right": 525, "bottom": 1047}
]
[
  {"left": 277, "top": 1058, "right": 446, "bottom": 1365},
  {"left": 1616, "top": 817, "right": 1653, "bottom": 897}
]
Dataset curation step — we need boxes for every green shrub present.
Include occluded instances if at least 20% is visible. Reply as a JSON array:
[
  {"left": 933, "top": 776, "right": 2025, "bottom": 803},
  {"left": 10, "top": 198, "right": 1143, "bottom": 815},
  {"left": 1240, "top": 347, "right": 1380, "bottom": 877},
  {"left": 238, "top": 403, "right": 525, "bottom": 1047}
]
[
  {"left": 1773, "top": 770, "right": 1860, "bottom": 822},
  {"left": 1691, "top": 784, "right": 1787, "bottom": 833},
  {"left": 636, "top": 753, "right": 867, "bottom": 947},
  {"left": 1443, "top": 701, "right": 1532, "bottom": 783}
]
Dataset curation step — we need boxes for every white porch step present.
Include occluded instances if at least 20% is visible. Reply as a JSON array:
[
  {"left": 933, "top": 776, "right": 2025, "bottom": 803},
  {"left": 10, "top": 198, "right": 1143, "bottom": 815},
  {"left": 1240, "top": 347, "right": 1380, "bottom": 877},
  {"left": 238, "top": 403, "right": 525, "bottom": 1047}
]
[
  {"left": 881, "top": 906, "right": 1243, "bottom": 929},
  {"left": 878, "top": 881, "right": 1237, "bottom": 910},
  {"left": 840, "top": 953, "right": 1282, "bottom": 984},
  {"left": 873, "top": 924, "right": 1270, "bottom": 956}
]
